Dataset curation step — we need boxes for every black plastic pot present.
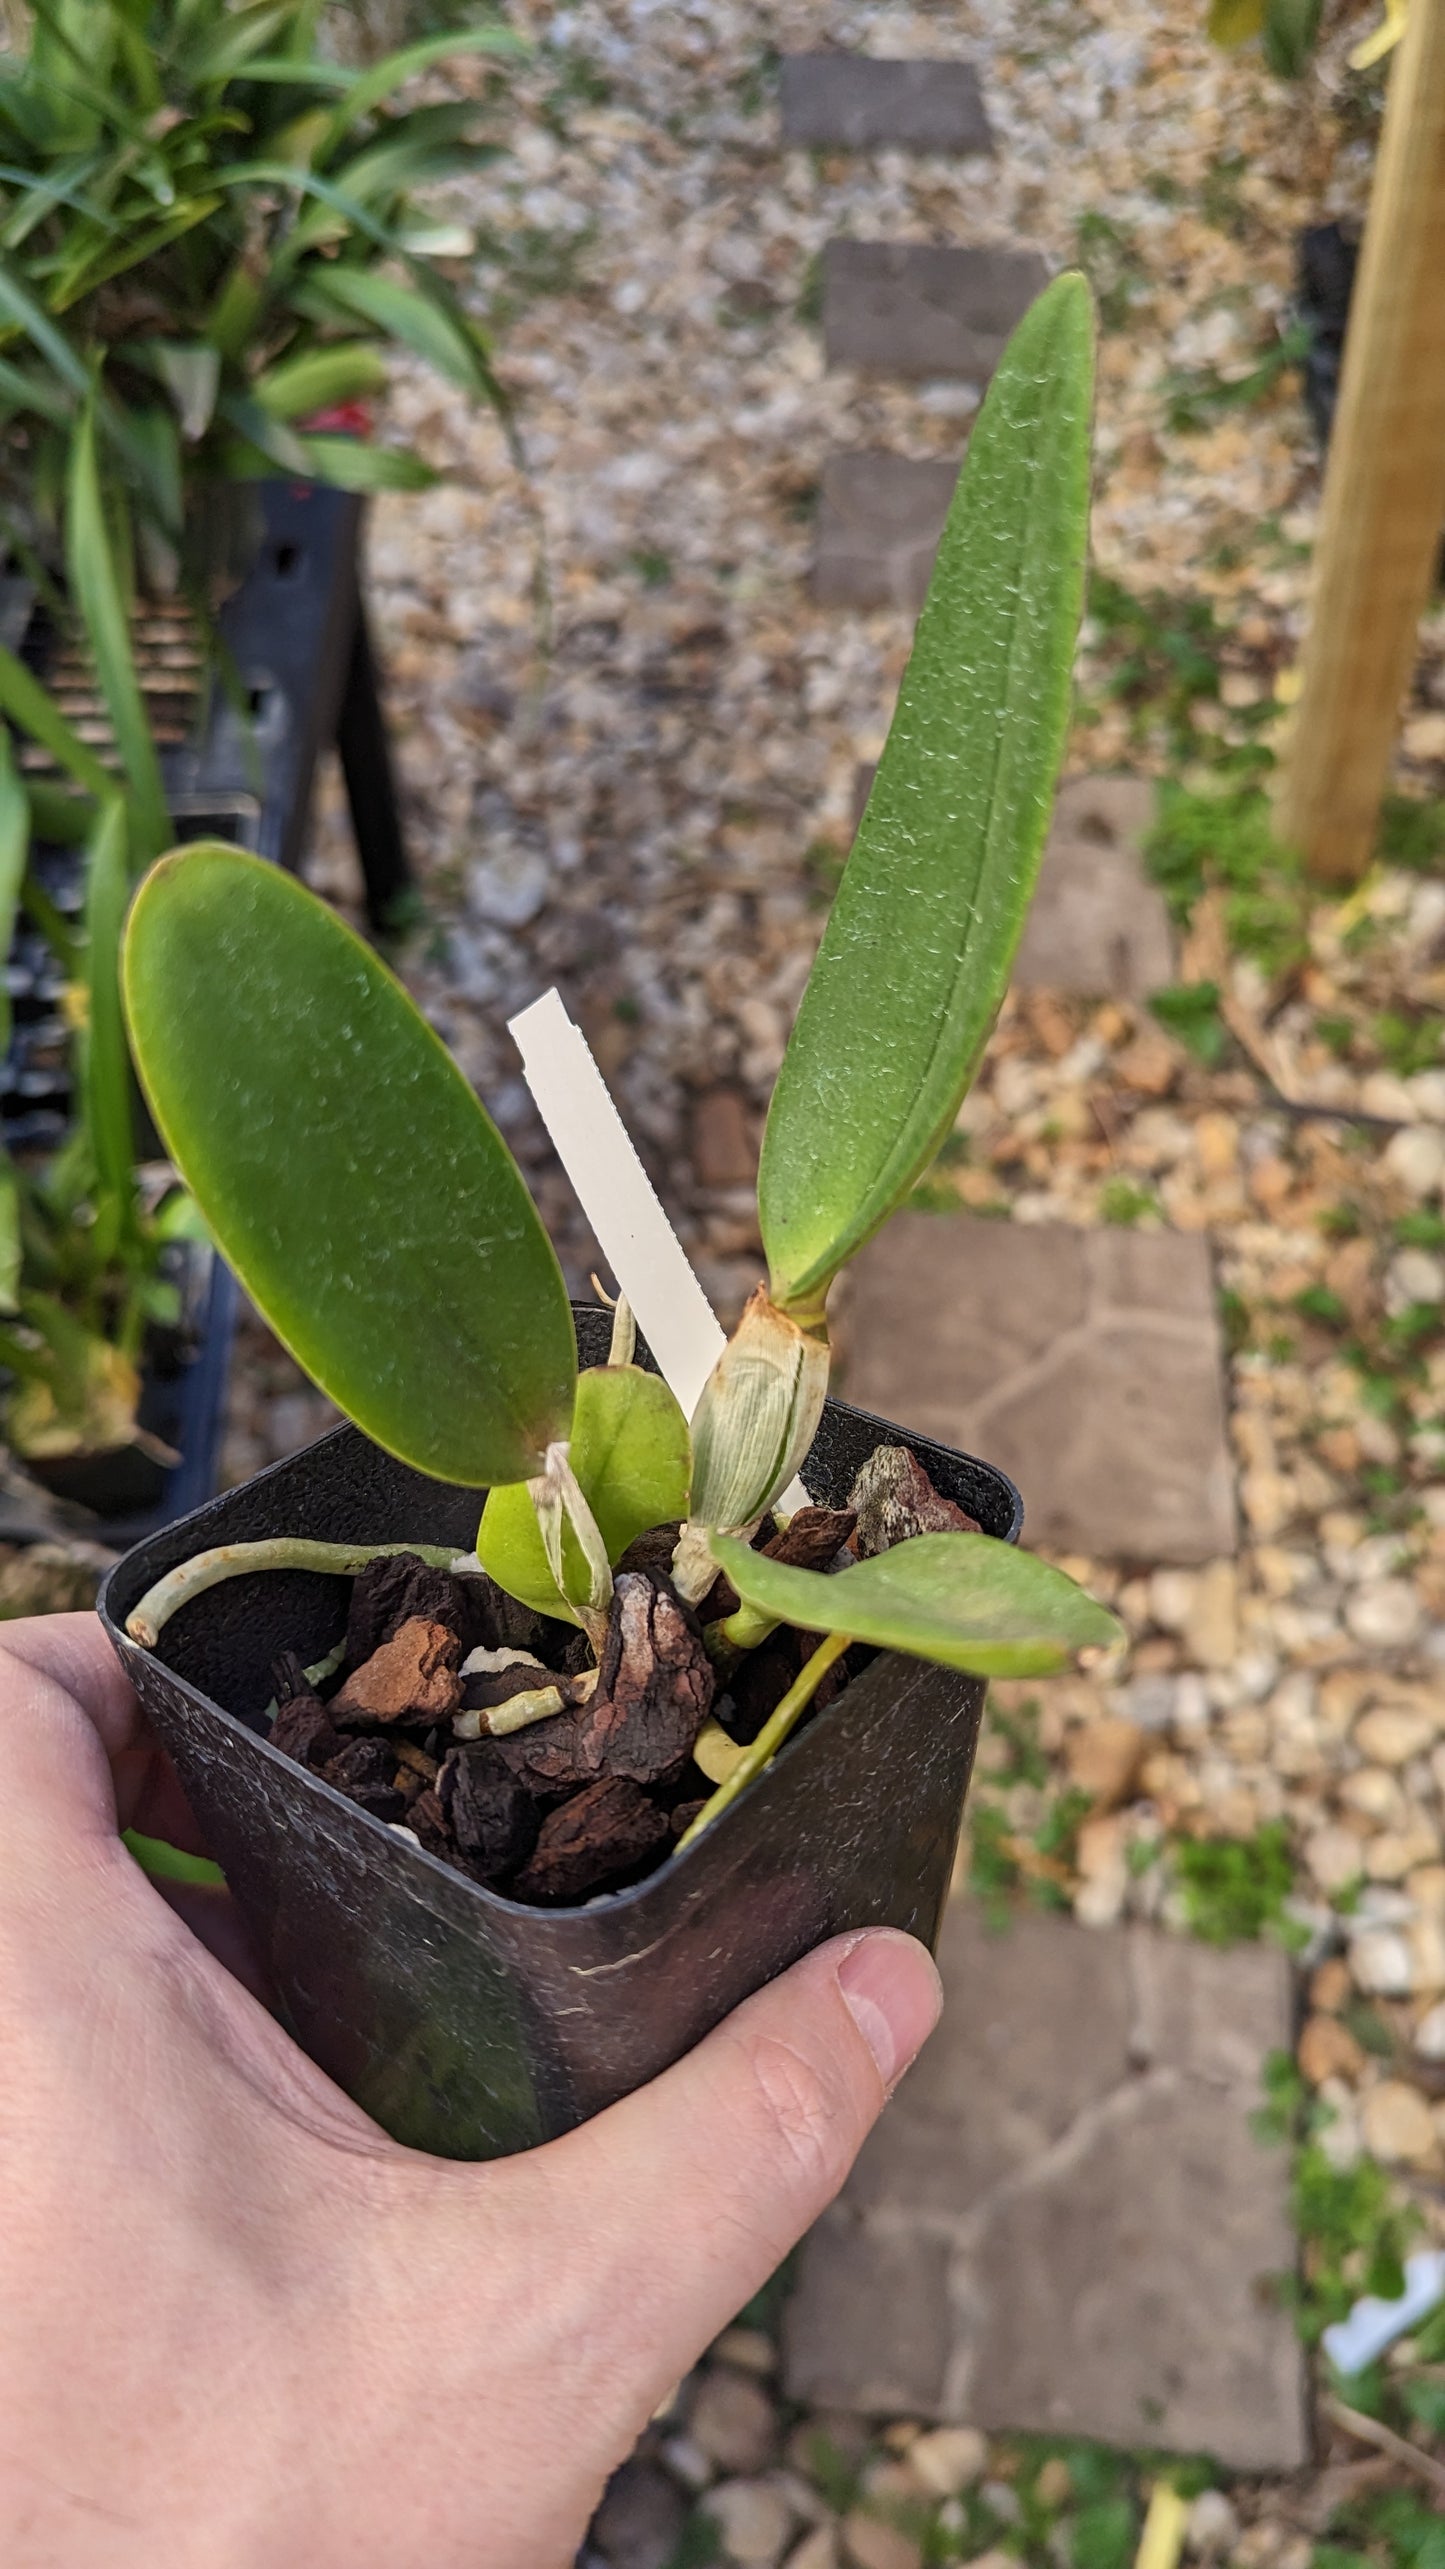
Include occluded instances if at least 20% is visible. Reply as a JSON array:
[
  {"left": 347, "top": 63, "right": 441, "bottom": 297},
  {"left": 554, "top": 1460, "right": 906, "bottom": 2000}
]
[
  {"left": 15, "top": 1245, "right": 239, "bottom": 1550},
  {"left": 100, "top": 1308, "right": 1022, "bottom": 2161}
]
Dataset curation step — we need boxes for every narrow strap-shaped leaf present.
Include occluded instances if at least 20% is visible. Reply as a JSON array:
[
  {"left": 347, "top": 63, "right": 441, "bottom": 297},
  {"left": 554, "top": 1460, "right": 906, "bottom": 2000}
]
[
  {"left": 0, "top": 349, "right": 75, "bottom": 424},
  {"left": 0, "top": 1155, "right": 20, "bottom": 1315},
  {"left": 179, "top": 0, "right": 298, "bottom": 85},
  {"left": 65, "top": 401, "right": 169, "bottom": 860},
  {"left": 709, "top": 1528, "right": 1119, "bottom": 1678},
  {"left": 123, "top": 845, "right": 577, "bottom": 1488},
  {"left": 0, "top": 637, "right": 112, "bottom": 798},
  {"left": 759, "top": 275, "right": 1095, "bottom": 1317},
  {"left": 252, "top": 341, "right": 388, "bottom": 420},
  {"left": 0, "top": 248, "right": 89, "bottom": 397},
  {"left": 301, "top": 265, "right": 490, "bottom": 397},
  {"left": 316, "top": 28, "right": 527, "bottom": 156},
  {"left": 0, "top": 728, "right": 28, "bottom": 1065},
  {"left": 81, "top": 794, "right": 136, "bottom": 1227}
]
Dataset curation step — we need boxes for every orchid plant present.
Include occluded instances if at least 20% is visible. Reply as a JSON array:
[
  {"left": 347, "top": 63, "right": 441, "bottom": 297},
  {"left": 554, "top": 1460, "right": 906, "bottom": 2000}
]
[{"left": 118, "top": 276, "right": 1119, "bottom": 1844}]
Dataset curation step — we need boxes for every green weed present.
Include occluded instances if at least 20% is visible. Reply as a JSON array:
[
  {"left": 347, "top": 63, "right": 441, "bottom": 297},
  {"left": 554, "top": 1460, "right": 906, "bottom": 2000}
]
[
  {"left": 1171, "top": 1822, "right": 1302, "bottom": 1947},
  {"left": 1149, "top": 982, "right": 1226, "bottom": 1065},
  {"left": 1100, "top": 1178, "right": 1161, "bottom": 1227}
]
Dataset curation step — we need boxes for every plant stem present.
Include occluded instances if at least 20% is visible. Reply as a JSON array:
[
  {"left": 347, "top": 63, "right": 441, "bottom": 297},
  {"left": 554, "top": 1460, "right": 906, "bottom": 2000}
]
[
  {"left": 125, "top": 1538, "right": 460, "bottom": 1648},
  {"left": 704, "top": 1597, "right": 778, "bottom": 1664},
  {"left": 674, "top": 1628, "right": 851, "bottom": 1853}
]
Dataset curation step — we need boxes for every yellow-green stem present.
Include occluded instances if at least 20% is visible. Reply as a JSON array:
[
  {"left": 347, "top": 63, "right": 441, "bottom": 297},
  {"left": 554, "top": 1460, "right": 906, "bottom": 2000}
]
[{"left": 674, "top": 1629, "right": 851, "bottom": 1852}]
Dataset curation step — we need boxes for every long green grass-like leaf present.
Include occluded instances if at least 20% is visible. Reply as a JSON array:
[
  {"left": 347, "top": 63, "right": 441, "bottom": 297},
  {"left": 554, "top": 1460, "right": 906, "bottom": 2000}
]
[
  {"left": 758, "top": 275, "right": 1095, "bottom": 1318},
  {"left": 0, "top": 729, "right": 28, "bottom": 1068},
  {"left": 0, "top": 350, "right": 73, "bottom": 423},
  {"left": 0, "top": 160, "right": 120, "bottom": 245},
  {"left": 289, "top": 431, "right": 436, "bottom": 493},
  {"left": 81, "top": 793, "right": 136, "bottom": 1226},
  {"left": 0, "top": 250, "right": 89, "bottom": 396},
  {"left": 123, "top": 845, "right": 577, "bottom": 1487},
  {"left": 48, "top": 195, "right": 222, "bottom": 315},
  {"left": 301, "top": 264, "right": 489, "bottom": 396},
  {"left": 317, "top": 28, "right": 526, "bottom": 156},
  {"left": 0, "top": 731, "right": 32, "bottom": 1311},
  {"left": 252, "top": 340, "right": 387, "bottom": 419},
  {"left": 180, "top": 0, "right": 299, "bottom": 85},
  {"left": 65, "top": 401, "right": 169, "bottom": 861},
  {"left": 0, "top": 639, "right": 111, "bottom": 798}
]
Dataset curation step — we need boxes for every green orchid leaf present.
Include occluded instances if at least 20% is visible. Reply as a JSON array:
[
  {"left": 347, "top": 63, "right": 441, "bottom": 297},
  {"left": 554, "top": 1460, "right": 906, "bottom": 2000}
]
[
  {"left": 181, "top": 0, "right": 298, "bottom": 85},
  {"left": 123, "top": 1827, "right": 225, "bottom": 1888},
  {"left": 288, "top": 432, "right": 436, "bottom": 494},
  {"left": 477, "top": 1362, "right": 692, "bottom": 1623},
  {"left": 146, "top": 339, "right": 221, "bottom": 441},
  {"left": 0, "top": 728, "right": 28, "bottom": 1063},
  {"left": 252, "top": 340, "right": 388, "bottom": 420},
  {"left": 0, "top": 642, "right": 110, "bottom": 799},
  {"left": 758, "top": 275, "right": 1095, "bottom": 1318},
  {"left": 301, "top": 265, "right": 490, "bottom": 397},
  {"left": 122, "top": 843, "right": 576, "bottom": 1487},
  {"left": 0, "top": 721, "right": 25, "bottom": 1312},
  {"left": 0, "top": 1157, "right": 20, "bottom": 1315},
  {"left": 65, "top": 400, "right": 170, "bottom": 859},
  {"left": 708, "top": 1528, "right": 1120, "bottom": 1679},
  {"left": 81, "top": 794, "right": 135, "bottom": 1225},
  {"left": 0, "top": 248, "right": 90, "bottom": 396},
  {"left": 317, "top": 28, "right": 527, "bottom": 153}
]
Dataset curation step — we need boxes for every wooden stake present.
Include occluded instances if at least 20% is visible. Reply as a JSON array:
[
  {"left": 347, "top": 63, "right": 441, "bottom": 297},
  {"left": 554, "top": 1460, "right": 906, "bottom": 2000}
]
[{"left": 1274, "top": 0, "right": 1445, "bottom": 883}]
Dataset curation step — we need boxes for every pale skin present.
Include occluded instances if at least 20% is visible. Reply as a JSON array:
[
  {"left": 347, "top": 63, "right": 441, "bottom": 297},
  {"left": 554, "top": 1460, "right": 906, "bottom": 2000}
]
[{"left": 0, "top": 1613, "right": 943, "bottom": 2569}]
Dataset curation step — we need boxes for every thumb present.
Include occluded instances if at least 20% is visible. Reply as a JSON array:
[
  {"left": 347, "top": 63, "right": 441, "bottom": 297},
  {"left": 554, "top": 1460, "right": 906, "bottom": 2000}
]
[{"left": 535, "top": 1927, "right": 941, "bottom": 2412}]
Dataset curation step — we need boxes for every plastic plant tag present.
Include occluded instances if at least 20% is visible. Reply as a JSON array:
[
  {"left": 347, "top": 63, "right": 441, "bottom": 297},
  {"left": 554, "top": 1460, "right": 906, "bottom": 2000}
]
[
  {"left": 509, "top": 987, "right": 812, "bottom": 1505},
  {"left": 509, "top": 989, "right": 727, "bottom": 1416}
]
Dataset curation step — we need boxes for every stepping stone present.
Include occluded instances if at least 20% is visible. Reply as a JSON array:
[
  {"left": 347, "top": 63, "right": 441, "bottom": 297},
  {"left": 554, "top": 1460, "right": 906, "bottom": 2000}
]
[
  {"left": 781, "top": 55, "right": 993, "bottom": 156},
  {"left": 823, "top": 242, "right": 1051, "bottom": 383},
  {"left": 836, "top": 1214, "right": 1236, "bottom": 1564},
  {"left": 784, "top": 1904, "right": 1307, "bottom": 2471},
  {"left": 1013, "top": 776, "right": 1175, "bottom": 999},
  {"left": 814, "top": 452, "right": 959, "bottom": 613}
]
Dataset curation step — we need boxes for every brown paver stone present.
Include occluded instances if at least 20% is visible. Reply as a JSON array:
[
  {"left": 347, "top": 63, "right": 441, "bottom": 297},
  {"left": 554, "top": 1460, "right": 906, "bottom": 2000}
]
[
  {"left": 784, "top": 1906, "right": 1307, "bottom": 2472},
  {"left": 837, "top": 1214, "right": 1237, "bottom": 1564},
  {"left": 814, "top": 453, "right": 959, "bottom": 613},
  {"left": 1013, "top": 777, "right": 1175, "bottom": 999},
  {"left": 822, "top": 242, "right": 1052, "bottom": 382},
  {"left": 780, "top": 55, "right": 993, "bottom": 156}
]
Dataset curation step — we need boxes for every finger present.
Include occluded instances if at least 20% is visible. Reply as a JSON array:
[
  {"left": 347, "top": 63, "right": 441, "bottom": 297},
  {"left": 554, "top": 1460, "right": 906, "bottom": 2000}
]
[
  {"left": 522, "top": 1928, "right": 941, "bottom": 2414},
  {"left": 0, "top": 1610, "right": 140, "bottom": 1754},
  {"left": 0, "top": 1613, "right": 209, "bottom": 1855}
]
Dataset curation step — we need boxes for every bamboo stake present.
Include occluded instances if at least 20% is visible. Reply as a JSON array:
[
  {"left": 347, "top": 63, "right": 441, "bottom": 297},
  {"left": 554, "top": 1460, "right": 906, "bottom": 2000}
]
[{"left": 1274, "top": 0, "right": 1445, "bottom": 883}]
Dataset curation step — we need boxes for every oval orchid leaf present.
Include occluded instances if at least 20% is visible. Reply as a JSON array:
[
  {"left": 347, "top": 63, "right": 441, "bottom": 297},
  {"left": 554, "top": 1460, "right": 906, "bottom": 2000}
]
[
  {"left": 477, "top": 1362, "right": 692, "bottom": 1622},
  {"left": 758, "top": 275, "right": 1095, "bottom": 1319},
  {"left": 708, "top": 1529, "right": 1119, "bottom": 1679},
  {"left": 122, "top": 844, "right": 576, "bottom": 1487}
]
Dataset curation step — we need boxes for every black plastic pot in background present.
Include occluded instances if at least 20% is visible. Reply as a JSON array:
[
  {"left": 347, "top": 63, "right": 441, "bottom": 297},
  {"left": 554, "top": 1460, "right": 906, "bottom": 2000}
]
[
  {"left": 1296, "top": 221, "right": 1358, "bottom": 449},
  {"left": 100, "top": 1307, "right": 1022, "bottom": 2161},
  {"left": 15, "top": 1243, "right": 239, "bottom": 1551}
]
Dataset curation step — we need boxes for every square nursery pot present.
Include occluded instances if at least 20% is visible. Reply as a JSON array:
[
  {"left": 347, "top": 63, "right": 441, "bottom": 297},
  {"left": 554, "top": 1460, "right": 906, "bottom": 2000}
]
[{"left": 100, "top": 1308, "right": 1022, "bottom": 2161}]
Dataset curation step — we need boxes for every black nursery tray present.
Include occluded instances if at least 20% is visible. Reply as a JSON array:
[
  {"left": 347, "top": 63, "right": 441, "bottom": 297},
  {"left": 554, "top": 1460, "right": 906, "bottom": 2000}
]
[{"left": 101, "top": 1307, "right": 1023, "bottom": 2161}]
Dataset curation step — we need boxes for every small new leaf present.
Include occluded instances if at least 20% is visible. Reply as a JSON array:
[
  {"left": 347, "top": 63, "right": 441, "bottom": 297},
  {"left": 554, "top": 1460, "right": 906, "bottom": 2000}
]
[
  {"left": 708, "top": 1529, "right": 1120, "bottom": 1678},
  {"left": 477, "top": 1364, "right": 692, "bottom": 1623}
]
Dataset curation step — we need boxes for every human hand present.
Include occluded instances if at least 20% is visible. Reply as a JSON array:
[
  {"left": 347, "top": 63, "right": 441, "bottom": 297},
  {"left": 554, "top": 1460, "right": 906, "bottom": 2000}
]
[{"left": 0, "top": 1612, "right": 941, "bottom": 2568}]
